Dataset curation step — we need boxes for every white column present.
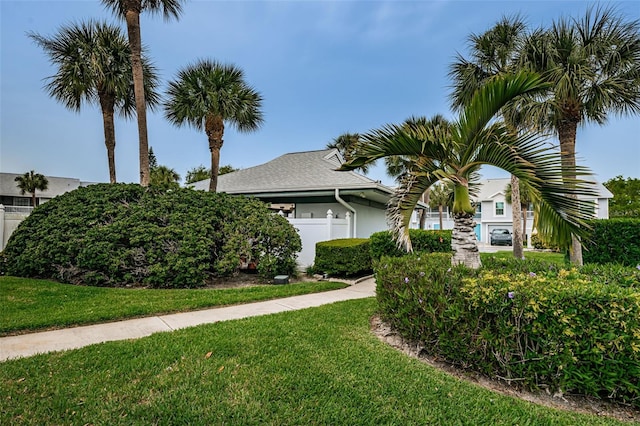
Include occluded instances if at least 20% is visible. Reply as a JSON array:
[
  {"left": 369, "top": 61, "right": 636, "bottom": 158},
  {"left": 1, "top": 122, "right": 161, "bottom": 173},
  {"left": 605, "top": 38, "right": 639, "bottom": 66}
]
[
  {"left": 0, "top": 204, "right": 5, "bottom": 251},
  {"left": 345, "top": 211, "right": 352, "bottom": 238},
  {"left": 326, "top": 209, "right": 333, "bottom": 240}
]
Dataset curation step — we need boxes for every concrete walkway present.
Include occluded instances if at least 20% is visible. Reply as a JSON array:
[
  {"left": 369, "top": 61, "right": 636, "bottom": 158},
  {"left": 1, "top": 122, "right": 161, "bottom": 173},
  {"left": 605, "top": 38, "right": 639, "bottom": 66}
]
[{"left": 0, "top": 278, "right": 376, "bottom": 362}]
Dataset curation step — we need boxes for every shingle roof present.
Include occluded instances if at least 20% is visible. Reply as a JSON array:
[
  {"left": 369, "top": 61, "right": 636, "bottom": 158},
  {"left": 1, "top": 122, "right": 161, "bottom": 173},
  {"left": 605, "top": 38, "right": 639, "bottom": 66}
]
[{"left": 193, "top": 149, "right": 393, "bottom": 194}]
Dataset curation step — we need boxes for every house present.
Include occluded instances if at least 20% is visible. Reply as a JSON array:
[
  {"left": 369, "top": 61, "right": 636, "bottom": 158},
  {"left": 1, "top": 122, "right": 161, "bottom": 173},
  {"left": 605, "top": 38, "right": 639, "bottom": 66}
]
[
  {"left": 0, "top": 172, "right": 93, "bottom": 250},
  {"left": 420, "top": 177, "right": 613, "bottom": 246},
  {"left": 193, "top": 149, "right": 401, "bottom": 266}
]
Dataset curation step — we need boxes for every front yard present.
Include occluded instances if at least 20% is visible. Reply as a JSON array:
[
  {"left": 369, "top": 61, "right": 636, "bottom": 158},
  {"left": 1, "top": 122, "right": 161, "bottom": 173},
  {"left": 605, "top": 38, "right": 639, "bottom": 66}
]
[
  {"left": 0, "top": 276, "right": 347, "bottom": 336},
  {"left": 0, "top": 299, "right": 629, "bottom": 425}
]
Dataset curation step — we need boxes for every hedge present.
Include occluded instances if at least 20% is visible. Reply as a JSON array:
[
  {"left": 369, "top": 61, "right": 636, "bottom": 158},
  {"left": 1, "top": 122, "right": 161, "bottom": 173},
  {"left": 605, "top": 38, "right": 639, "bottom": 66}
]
[
  {"left": 375, "top": 254, "right": 640, "bottom": 407},
  {"left": 2, "top": 184, "right": 301, "bottom": 287},
  {"left": 369, "top": 229, "right": 452, "bottom": 259},
  {"left": 583, "top": 218, "right": 640, "bottom": 266},
  {"left": 314, "top": 238, "right": 371, "bottom": 277}
]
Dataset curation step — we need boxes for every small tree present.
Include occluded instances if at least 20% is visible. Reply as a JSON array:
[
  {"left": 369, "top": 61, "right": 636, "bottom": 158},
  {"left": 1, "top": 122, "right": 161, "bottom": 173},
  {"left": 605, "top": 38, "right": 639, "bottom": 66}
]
[
  {"left": 428, "top": 181, "right": 453, "bottom": 231},
  {"left": 604, "top": 176, "right": 640, "bottom": 218},
  {"left": 149, "top": 165, "right": 180, "bottom": 188},
  {"left": 15, "top": 170, "right": 49, "bottom": 207}
]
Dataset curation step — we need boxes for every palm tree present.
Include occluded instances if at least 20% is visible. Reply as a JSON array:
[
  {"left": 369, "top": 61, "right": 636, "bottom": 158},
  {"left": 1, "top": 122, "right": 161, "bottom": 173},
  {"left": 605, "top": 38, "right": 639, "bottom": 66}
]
[
  {"left": 164, "top": 59, "right": 263, "bottom": 192},
  {"left": 449, "top": 15, "right": 529, "bottom": 259},
  {"left": 15, "top": 171, "right": 49, "bottom": 207},
  {"left": 428, "top": 181, "right": 453, "bottom": 231},
  {"left": 29, "top": 21, "right": 159, "bottom": 184},
  {"left": 384, "top": 116, "right": 449, "bottom": 229},
  {"left": 339, "top": 72, "right": 596, "bottom": 269},
  {"left": 518, "top": 6, "right": 640, "bottom": 264},
  {"left": 101, "top": 0, "right": 185, "bottom": 187},
  {"left": 150, "top": 165, "right": 180, "bottom": 188},
  {"left": 327, "top": 133, "right": 373, "bottom": 174},
  {"left": 505, "top": 179, "right": 538, "bottom": 247}
]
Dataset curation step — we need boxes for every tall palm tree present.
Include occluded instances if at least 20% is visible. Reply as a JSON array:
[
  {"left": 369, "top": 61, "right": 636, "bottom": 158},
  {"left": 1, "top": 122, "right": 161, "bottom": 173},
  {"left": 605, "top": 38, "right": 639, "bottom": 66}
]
[
  {"left": 164, "top": 59, "right": 263, "bottom": 192},
  {"left": 15, "top": 171, "right": 49, "bottom": 207},
  {"left": 518, "top": 6, "right": 640, "bottom": 264},
  {"left": 505, "top": 179, "right": 538, "bottom": 247},
  {"left": 339, "top": 72, "right": 596, "bottom": 269},
  {"left": 101, "top": 0, "right": 185, "bottom": 187},
  {"left": 449, "top": 16, "right": 529, "bottom": 259},
  {"left": 29, "top": 21, "right": 159, "bottom": 184}
]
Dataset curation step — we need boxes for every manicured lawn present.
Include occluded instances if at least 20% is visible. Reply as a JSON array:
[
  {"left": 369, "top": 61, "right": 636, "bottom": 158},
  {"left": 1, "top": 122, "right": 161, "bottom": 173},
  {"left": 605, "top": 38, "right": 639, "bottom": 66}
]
[
  {"left": 481, "top": 250, "right": 566, "bottom": 265},
  {"left": 0, "top": 299, "right": 625, "bottom": 425},
  {"left": 0, "top": 276, "right": 347, "bottom": 336}
]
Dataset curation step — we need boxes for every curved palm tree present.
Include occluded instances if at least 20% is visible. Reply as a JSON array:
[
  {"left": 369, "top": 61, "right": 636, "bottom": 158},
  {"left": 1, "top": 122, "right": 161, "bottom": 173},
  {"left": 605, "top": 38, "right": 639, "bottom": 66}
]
[
  {"left": 29, "top": 21, "right": 160, "bottom": 183},
  {"left": 518, "top": 6, "right": 640, "bottom": 264},
  {"left": 339, "top": 72, "right": 597, "bottom": 269},
  {"left": 15, "top": 171, "right": 49, "bottom": 207},
  {"left": 101, "top": 0, "right": 185, "bottom": 187},
  {"left": 384, "top": 116, "right": 449, "bottom": 229},
  {"left": 164, "top": 59, "right": 263, "bottom": 192},
  {"left": 449, "top": 15, "right": 529, "bottom": 259}
]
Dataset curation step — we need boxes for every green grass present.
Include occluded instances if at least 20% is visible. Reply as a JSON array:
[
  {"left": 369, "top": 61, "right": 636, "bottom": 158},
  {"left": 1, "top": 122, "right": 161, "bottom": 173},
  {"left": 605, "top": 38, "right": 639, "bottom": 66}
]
[
  {"left": 481, "top": 250, "right": 566, "bottom": 265},
  {"left": 0, "top": 276, "right": 347, "bottom": 336},
  {"left": 0, "top": 299, "right": 627, "bottom": 425}
]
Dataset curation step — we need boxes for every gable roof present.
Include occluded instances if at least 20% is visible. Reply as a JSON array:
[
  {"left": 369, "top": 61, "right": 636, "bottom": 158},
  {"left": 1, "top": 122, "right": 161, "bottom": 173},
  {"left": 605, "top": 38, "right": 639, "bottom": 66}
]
[{"left": 193, "top": 149, "right": 394, "bottom": 195}]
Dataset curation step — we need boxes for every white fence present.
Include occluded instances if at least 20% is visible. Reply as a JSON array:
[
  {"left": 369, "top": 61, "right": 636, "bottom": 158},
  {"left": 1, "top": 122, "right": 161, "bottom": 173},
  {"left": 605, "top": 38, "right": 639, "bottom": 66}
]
[
  {"left": 284, "top": 209, "right": 352, "bottom": 268},
  {"left": 0, "top": 205, "right": 31, "bottom": 251}
]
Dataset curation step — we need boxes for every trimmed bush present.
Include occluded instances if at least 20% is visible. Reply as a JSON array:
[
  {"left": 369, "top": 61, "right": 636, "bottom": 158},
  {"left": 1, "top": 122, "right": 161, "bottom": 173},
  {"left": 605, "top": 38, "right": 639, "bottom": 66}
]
[
  {"left": 530, "top": 232, "right": 560, "bottom": 251},
  {"left": 314, "top": 238, "right": 371, "bottom": 277},
  {"left": 583, "top": 218, "right": 640, "bottom": 266},
  {"left": 3, "top": 184, "right": 301, "bottom": 287},
  {"left": 375, "top": 254, "right": 640, "bottom": 407},
  {"left": 369, "top": 229, "right": 452, "bottom": 259}
]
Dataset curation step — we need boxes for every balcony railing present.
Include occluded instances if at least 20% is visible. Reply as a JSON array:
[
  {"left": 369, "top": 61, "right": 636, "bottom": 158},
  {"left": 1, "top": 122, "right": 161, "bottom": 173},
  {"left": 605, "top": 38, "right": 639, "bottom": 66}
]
[{"left": 2, "top": 205, "right": 34, "bottom": 214}]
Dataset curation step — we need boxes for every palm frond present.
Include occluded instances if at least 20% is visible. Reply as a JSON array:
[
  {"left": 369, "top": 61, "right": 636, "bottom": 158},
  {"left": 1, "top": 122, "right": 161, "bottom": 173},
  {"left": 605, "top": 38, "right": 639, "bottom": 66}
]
[{"left": 387, "top": 171, "right": 441, "bottom": 252}]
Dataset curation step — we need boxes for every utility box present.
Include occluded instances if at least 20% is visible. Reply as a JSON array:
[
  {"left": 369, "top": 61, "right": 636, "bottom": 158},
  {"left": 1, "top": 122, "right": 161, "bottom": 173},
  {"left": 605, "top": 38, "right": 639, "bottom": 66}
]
[{"left": 273, "top": 275, "right": 289, "bottom": 284}]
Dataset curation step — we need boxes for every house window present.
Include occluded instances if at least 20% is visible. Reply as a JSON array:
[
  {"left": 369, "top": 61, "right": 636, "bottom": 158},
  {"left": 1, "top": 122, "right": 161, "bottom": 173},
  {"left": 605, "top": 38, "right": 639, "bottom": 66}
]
[
  {"left": 495, "top": 201, "right": 505, "bottom": 216},
  {"left": 14, "top": 197, "right": 31, "bottom": 207}
]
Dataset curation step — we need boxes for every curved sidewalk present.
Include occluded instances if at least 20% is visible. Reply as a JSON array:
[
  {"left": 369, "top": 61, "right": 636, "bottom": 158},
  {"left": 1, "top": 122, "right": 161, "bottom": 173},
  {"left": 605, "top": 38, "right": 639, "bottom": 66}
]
[{"left": 0, "top": 278, "right": 376, "bottom": 362}]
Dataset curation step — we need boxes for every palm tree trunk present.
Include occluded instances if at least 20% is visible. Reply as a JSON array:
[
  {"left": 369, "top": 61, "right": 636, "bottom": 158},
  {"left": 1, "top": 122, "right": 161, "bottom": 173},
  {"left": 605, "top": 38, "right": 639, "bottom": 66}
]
[
  {"left": 511, "top": 175, "right": 524, "bottom": 259},
  {"left": 99, "top": 93, "right": 117, "bottom": 183},
  {"left": 452, "top": 213, "right": 481, "bottom": 269},
  {"left": 206, "top": 115, "right": 225, "bottom": 192},
  {"left": 124, "top": 2, "right": 150, "bottom": 187},
  {"left": 558, "top": 120, "right": 583, "bottom": 266},
  {"left": 451, "top": 183, "right": 481, "bottom": 269},
  {"left": 31, "top": 191, "right": 37, "bottom": 208},
  {"left": 438, "top": 205, "right": 443, "bottom": 230},
  {"left": 522, "top": 205, "right": 528, "bottom": 247},
  {"left": 419, "top": 190, "right": 429, "bottom": 229}
]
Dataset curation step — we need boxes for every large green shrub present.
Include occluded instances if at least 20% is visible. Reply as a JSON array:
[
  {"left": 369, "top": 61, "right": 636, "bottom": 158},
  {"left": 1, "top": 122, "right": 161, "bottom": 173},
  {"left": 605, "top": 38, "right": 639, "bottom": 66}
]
[
  {"left": 369, "top": 229, "right": 452, "bottom": 259},
  {"left": 583, "top": 218, "right": 640, "bottom": 266},
  {"left": 314, "top": 238, "right": 371, "bottom": 277},
  {"left": 375, "top": 254, "right": 640, "bottom": 407},
  {"left": 3, "top": 184, "right": 300, "bottom": 287}
]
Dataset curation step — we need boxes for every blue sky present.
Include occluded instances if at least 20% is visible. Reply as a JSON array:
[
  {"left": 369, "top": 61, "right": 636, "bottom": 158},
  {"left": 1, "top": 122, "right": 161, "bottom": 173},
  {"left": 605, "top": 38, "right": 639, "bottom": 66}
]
[{"left": 1, "top": 0, "right": 639, "bottom": 187}]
